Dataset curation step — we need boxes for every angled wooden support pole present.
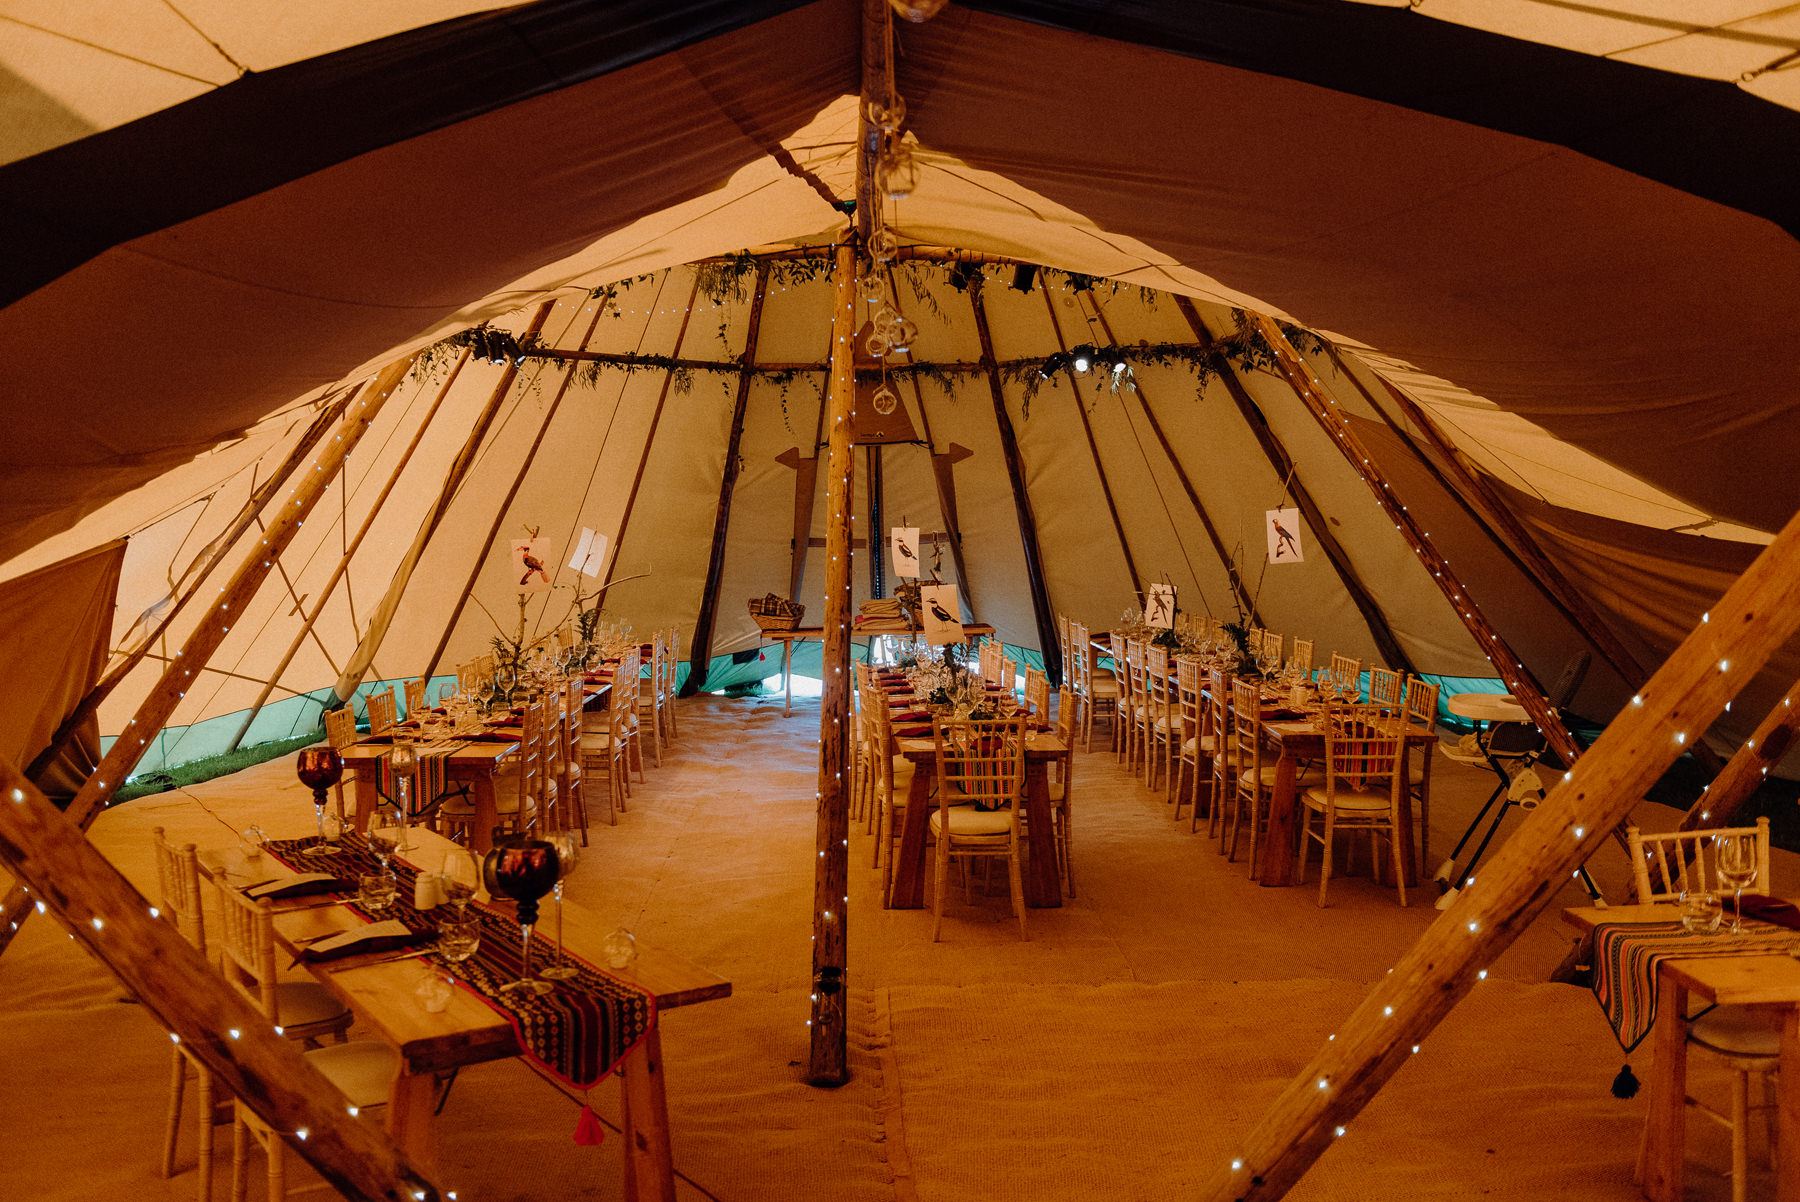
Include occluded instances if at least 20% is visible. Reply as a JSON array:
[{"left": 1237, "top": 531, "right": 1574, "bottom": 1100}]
[
  {"left": 1040, "top": 287, "right": 1142, "bottom": 602},
  {"left": 0, "top": 362, "right": 405, "bottom": 960},
  {"left": 28, "top": 392, "right": 351, "bottom": 781},
  {"left": 808, "top": 241, "right": 857, "bottom": 1085},
  {"left": 969, "top": 277, "right": 1061, "bottom": 679},
  {"left": 423, "top": 299, "right": 610, "bottom": 681},
  {"left": 336, "top": 303, "right": 554, "bottom": 703},
  {"left": 227, "top": 349, "right": 473, "bottom": 751},
  {"left": 595, "top": 276, "right": 703, "bottom": 616},
  {"left": 1205, "top": 501, "right": 1800, "bottom": 1201},
  {"left": 0, "top": 760, "right": 440, "bottom": 1201},
  {"left": 686, "top": 266, "right": 771, "bottom": 696},
  {"left": 1254, "top": 317, "right": 1577, "bottom": 762},
  {"left": 1680, "top": 673, "right": 1800, "bottom": 831}
]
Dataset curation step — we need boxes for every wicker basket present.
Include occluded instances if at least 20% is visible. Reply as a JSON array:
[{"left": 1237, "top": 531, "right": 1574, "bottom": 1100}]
[{"left": 748, "top": 593, "right": 805, "bottom": 633}]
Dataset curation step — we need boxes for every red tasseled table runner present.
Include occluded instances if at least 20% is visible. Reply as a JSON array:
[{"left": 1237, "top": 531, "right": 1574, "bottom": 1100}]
[{"left": 264, "top": 834, "right": 655, "bottom": 1089}]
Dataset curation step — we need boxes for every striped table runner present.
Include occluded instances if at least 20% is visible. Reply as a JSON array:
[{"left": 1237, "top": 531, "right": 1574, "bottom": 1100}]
[
  {"left": 1590, "top": 919, "right": 1798, "bottom": 1050},
  {"left": 265, "top": 835, "right": 655, "bottom": 1089}
]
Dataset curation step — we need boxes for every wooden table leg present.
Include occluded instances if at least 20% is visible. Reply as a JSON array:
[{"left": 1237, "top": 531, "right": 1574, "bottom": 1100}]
[
  {"left": 1643, "top": 979, "right": 1688, "bottom": 1202},
  {"left": 1021, "top": 760, "right": 1062, "bottom": 908},
  {"left": 385, "top": 1066, "right": 439, "bottom": 1179},
  {"left": 1258, "top": 752, "right": 1300, "bottom": 887},
  {"left": 782, "top": 640, "right": 795, "bottom": 717},
  {"left": 352, "top": 773, "right": 378, "bottom": 833},
  {"left": 1779, "top": 1006, "right": 1800, "bottom": 1202},
  {"left": 887, "top": 763, "right": 934, "bottom": 909},
  {"left": 620, "top": 1028, "right": 676, "bottom": 1202},
  {"left": 469, "top": 769, "right": 498, "bottom": 854}
]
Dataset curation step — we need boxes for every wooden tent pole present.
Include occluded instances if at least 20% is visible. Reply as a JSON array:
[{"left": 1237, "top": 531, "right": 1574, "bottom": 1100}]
[
  {"left": 1254, "top": 317, "right": 1579, "bottom": 762},
  {"left": 332, "top": 302, "right": 554, "bottom": 704},
  {"left": 420, "top": 302, "right": 608, "bottom": 682},
  {"left": 1679, "top": 673, "right": 1800, "bottom": 831},
  {"left": 0, "top": 761, "right": 441, "bottom": 1201},
  {"left": 685, "top": 266, "right": 771, "bottom": 696},
  {"left": 968, "top": 277, "right": 1061, "bottom": 672},
  {"left": 1039, "top": 287, "right": 1143, "bottom": 605},
  {"left": 809, "top": 239, "right": 858, "bottom": 1085},
  {"left": 224, "top": 349, "right": 472, "bottom": 751},
  {"left": 0, "top": 364, "right": 403, "bottom": 959},
  {"left": 1171, "top": 299, "right": 1408, "bottom": 669},
  {"left": 24, "top": 394, "right": 350, "bottom": 782},
  {"left": 1203, "top": 501, "right": 1800, "bottom": 1201},
  {"left": 1362, "top": 365, "right": 1657, "bottom": 687},
  {"left": 1078, "top": 298, "right": 1262, "bottom": 627},
  {"left": 594, "top": 275, "right": 704, "bottom": 616}
]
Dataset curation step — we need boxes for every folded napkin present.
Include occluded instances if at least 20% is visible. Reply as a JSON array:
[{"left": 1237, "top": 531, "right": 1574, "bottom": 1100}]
[
  {"left": 357, "top": 734, "right": 395, "bottom": 745},
  {"left": 893, "top": 710, "right": 931, "bottom": 721},
  {"left": 1260, "top": 707, "right": 1305, "bottom": 721},
  {"left": 298, "top": 920, "right": 436, "bottom": 962},
  {"left": 460, "top": 730, "right": 517, "bottom": 743},
  {"left": 1731, "top": 895, "right": 1800, "bottom": 929},
  {"left": 492, "top": 715, "right": 523, "bottom": 727},
  {"left": 895, "top": 723, "right": 933, "bottom": 737},
  {"left": 244, "top": 873, "right": 355, "bottom": 901}
]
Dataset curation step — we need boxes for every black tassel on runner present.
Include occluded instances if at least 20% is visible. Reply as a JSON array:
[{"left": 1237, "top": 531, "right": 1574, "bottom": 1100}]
[{"left": 1611, "top": 1064, "right": 1640, "bottom": 1099}]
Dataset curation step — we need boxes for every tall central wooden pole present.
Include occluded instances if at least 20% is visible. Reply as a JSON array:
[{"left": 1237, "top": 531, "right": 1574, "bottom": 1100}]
[{"left": 809, "top": 241, "right": 857, "bottom": 1084}]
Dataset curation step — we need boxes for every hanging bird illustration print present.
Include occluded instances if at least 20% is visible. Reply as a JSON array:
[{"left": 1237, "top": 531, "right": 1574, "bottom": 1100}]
[
  {"left": 928, "top": 596, "right": 954, "bottom": 624},
  {"left": 891, "top": 525, "right": 922, "bottom": 579}
]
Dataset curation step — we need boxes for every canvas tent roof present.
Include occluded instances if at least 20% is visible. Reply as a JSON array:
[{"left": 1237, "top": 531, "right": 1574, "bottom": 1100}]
[{"left": 2, "top": 0, "right": 1798, "bottom": 775}]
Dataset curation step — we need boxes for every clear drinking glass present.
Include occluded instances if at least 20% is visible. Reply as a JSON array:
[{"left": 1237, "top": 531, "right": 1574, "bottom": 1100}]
[
  {"left": 440, "top": 848, "right": 482, "bottom": 916},
  {"left": 539, "top": 832, "right": 581, "bottom": 981},
  {"left": 1715, "top": 833, "right": 1758, "bottom": 934},
  {"left": 368, "top": 808, "right": 404, "bottom": 873}
]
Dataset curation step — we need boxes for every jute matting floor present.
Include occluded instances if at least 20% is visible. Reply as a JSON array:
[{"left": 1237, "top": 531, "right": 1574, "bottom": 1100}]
[{"left": 2, "top": 694, "right": 1788, "bottom": 1200}]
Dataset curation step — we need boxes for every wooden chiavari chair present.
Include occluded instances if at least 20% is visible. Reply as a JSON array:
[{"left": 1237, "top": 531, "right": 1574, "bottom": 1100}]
[
  {"left": 1205, "top": 666, "right": 1233, "bottom": 839},
  {"left": 1297, "top": 702, "right": 1409, "bottom": 907},
  {"left": 1142, "top": 644, "right": 1177, "bottom": 796},
  {"left": 1403, "top": 676, "right": 1439, "bottom": 875},
  {"left": 1368, "top": 666, "right": 1405, "bottom": 713},
  {"left": 1328, "top": 653, "right": 1362, "bottom": 700},
  {"left": 212, "top": 880, "right": 393, "bottom": 1202},
  {"left": 1119, "top": 638, "right": 1147, "bottom": 773},
  {"left": 1172, "top": 659, "right": 1210, "bottom": 826},
  {"left": 637, "top": 633, "right": 665, "bottom": 769},
  {"left": 1071, "top": 621, "right": 1119, "bottom": 751},
  {"left": 365, "top": 686, "right": 397, "bottom": 735},
  {"left": 1289, "top": 638, "right": 1314, "bottom": 674},
  {"left": 930, "top": 715, "right": 1029, "bottom": 941}
]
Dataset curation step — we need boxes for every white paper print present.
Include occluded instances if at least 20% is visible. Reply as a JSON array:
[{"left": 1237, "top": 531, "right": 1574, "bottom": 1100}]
[
  {"left": 1266, "top": 508, "right": 1304, "bottom": 564},
  {"left": 919, "top": 583, "right": 964, "bottom": 646},
  {"left": 567, "top": 527, "right": 607, "bottom": 578},
  {"left": 511, "top": 538, "right": 554, "bottom": 591},
  {"left": 1145, "top": 583, "right": 1176, "bottom": 629},
  {"left": 891, "top": 526, "right": 921, "bottom": 579}
]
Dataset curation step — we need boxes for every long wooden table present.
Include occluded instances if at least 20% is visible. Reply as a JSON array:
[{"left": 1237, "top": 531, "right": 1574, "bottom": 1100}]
[
  {"left": 339, "top": 681, "right": 612, "bottom": 853},
  {"left": 761, "top": 621, "right": 997, "bottom": 716},
  {"left": 885, "top": 729, "right": 1066, "bottom": 910},
  {"left": 1564, "top": 904, "right": 1800, "bottom": 1202},
  {"left": 202, "top": 832, "right": 729, "bottom": 1202},
  {"left": 1258, "top": 714, "right": 1436, "bottom": 888}
]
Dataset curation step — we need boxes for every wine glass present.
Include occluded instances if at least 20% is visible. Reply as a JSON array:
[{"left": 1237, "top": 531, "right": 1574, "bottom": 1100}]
[
  {"left": 482, "top": 836, "right": 559, "bottom": 996},
  {"left": 1715, "top": 833, "right": 1759, "bottom": 934},
  {"left": 368, "top": 807, "right": 404, "bottom": 874},
  {"left": 440, "top": 847, "right": 482, "bottom": 917},
  {"left": 295, "top": 748, "right": 344, "bottom": 855},
  {"left": 539, "top": 832, "right": 581, "bottom": 981}
]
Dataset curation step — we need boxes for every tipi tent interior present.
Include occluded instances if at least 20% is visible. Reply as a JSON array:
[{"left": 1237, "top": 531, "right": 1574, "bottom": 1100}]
[{"left": 4, "top": 1, "right": 1800, "bottom": 1200}]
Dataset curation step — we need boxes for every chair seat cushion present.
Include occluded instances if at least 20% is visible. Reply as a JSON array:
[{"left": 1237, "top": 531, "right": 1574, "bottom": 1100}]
[
  {"left": 929, "top": 806, "right": 1014, "bottom": 837},
  {"left": 1690, "top": 1006, "right": 1782, "bottom": 1058},
  {"left": 1087, "top": 679, "right": 1120, "bottom": 699},
  {"left": 579, "top": 731, "right": 617, "bottom": 751},
  {"left": 304, "top": 1041, "right": 399, "bottom": 1108},
  {"left": 1047, "top": 778, "right": 1067, "bottom": 804},
  {"left": 275, "top": 981, "right": 350, "bottom": 1029},
  {"left": 440, "top": 790, "right": 522, "bottom": 817},
  {"left": 1183, "top": 735, "right": 1218, "bottom": 755},
  {"left": 1239, "top": 764, "right": 1322, "bottom": 788},
  {"left": 1301, "top": 783, "right": 1396, "bottom": 812}
]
